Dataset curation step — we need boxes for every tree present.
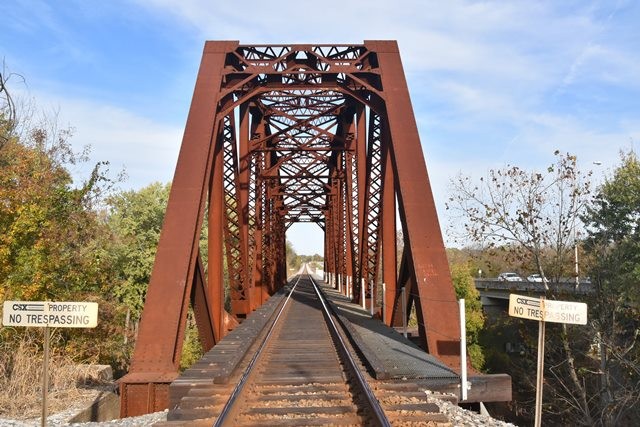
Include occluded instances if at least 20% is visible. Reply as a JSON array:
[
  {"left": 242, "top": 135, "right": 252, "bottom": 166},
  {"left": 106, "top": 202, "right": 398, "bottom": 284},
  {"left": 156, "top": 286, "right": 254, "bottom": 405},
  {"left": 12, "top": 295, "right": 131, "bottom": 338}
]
[
  {"left": 446, "top": 151, "right": 598, "bottom": 425},
  {"left": 106, "top": 182, "right": 211, "bottom": 369},
  {"left": 582, "top": 150, "right": 640, "bottom": 425},
  {"left": 0, "top": 115, "right": 113, "bottom": 302},
  {"left": 106, "top": 182, "right": 171, "bottom": 332},
  {"left": 446, "top": 247, "right": 513, "bottom": 279},
  {"left": 447, "top": 151, "right": 592, "bottom": 288},
  {"left": 449, "top": 261, "right": 485, "bottom": 370},
  {"left": 285, "top": 240, "right": 296, "bottom": 268},
  {"left": 0, "top": 78, "right": 132, "bottom": 372},
  {"left": 0, "top": 66, "right": 19, "bottom": 150}
]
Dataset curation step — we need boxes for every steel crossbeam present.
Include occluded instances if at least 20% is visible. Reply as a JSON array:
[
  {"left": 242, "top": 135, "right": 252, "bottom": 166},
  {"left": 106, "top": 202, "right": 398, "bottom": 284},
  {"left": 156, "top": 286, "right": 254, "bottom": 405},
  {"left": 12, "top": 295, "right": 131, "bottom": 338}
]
[{"left": 120, "top": 41, "right": 462, "bottom": 416}]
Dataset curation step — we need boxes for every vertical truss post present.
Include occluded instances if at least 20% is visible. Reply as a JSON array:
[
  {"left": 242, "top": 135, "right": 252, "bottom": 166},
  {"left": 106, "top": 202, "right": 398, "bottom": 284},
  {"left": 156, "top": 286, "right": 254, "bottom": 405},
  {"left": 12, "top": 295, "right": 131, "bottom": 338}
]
[
  {"left": 327, "top": 178, "right": 338, "bottom": 287},
  {"left": 344, "top": 157, "right": 355, "bottom": 295},
  {"left": 263, "top": 138, "right": 279, "bottom": 294},
  {"left": 334, "top": 166, "right": 345, "bottom": 288},
  {"left": 263, "top": 183, "right": 277, "bottom": 293},
  {"left": 273, "top": 194, "right": 286, "bottom": 290},
  {"left": 336, "top": 180, "right": 343, "bottom": 288},
  {"left": 262, "top": 188, "right": 273, "bottom": 292},
  {"left": 323, "top": 222, "right": 330, "bottom": 280},
  {"left": 278, "top": 218, "right": 286, "bottom": 287},
  {"left": 252, "top": 114, "right": 268, "bottom": 303},
  {"left": 333, "top": 114, "right": 350, "bottom": 291}
]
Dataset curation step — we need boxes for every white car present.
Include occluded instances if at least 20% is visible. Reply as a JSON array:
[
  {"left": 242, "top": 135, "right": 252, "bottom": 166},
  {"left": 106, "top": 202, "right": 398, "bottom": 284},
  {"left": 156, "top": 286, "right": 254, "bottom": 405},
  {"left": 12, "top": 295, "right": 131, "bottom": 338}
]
[
  {"left": 527, "top": 274, "right": 548, "bottom": 283},
  {"left": 498, "top": 272, "right": 523, "bottom": 282}
]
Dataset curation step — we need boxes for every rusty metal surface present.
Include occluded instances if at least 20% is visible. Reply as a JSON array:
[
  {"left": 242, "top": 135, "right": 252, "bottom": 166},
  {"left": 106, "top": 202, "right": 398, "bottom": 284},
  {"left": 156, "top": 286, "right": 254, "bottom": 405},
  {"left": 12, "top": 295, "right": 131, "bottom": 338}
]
[
  {"left": 366, "top": 40, "right": 461, "bottom": 368},
  {"left": 122, "top": 40, "right": 488, "bottom": 416}
]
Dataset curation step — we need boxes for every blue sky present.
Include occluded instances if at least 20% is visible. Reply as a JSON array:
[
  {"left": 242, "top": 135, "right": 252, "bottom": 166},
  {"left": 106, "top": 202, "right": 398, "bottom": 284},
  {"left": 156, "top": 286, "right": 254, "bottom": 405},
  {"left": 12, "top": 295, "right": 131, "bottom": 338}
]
[{"left": 1, "top": 0, "right": 639, "bottom": 254}]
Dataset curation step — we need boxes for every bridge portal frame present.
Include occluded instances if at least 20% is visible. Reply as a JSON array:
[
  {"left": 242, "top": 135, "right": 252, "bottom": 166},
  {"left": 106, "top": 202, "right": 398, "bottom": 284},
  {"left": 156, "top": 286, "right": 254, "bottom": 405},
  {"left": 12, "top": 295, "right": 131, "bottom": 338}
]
[{"left": 119, "top": 40, "right": 461, "bottom": 416}]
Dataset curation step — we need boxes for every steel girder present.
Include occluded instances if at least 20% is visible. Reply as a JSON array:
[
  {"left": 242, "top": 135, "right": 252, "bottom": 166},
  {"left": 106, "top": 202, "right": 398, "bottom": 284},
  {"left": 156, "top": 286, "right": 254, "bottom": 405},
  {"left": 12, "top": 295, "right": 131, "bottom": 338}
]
[{"left": 120, "top": 40, "right": 461, "bottom": 416}]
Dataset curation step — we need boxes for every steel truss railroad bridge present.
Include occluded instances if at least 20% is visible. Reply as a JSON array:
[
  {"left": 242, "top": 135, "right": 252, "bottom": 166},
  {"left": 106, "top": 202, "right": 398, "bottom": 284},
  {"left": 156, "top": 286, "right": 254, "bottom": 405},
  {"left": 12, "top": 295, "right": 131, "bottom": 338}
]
[{"left": 120, "top": 40, "right": 507, "bottom": 416}]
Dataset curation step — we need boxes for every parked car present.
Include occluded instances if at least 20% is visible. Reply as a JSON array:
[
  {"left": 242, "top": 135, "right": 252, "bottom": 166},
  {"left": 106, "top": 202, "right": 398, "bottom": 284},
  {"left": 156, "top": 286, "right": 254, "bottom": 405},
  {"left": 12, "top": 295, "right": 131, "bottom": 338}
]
[
  {"left": 527, "top": 274, "right": 548, "bottom": 283},
  {"left": 498, "top": 272, "right": 523, "bottom": 282}
]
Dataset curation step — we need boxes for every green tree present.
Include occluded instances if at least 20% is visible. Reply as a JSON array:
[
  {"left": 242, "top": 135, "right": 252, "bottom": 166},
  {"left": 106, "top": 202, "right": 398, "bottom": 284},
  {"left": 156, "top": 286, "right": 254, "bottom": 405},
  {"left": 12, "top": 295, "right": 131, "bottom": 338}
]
[
  {"left": 582, "top": 150, "right": 640, "bottom": 425},
  {"left": 450, "top": 262, "right": 485, "bottom": 370},
  {"left": 446, "top": 247, "right": 513, "bottom": 279},
  {"left": 285, "top": 240, "right": 300, "bottom": 272},
  {"left": 107, "top": 182, "right": 171, "bottom": 323}
]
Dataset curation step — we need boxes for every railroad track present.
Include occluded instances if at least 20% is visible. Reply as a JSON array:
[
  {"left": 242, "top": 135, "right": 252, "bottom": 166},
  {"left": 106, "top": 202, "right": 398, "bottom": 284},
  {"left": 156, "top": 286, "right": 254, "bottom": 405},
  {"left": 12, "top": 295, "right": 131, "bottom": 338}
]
[
  {"left": 159, "top": 266, "right": 453, "bottom": 426},
  {"left": 211, "top": 267, "right": 386, "bottom": 426}
]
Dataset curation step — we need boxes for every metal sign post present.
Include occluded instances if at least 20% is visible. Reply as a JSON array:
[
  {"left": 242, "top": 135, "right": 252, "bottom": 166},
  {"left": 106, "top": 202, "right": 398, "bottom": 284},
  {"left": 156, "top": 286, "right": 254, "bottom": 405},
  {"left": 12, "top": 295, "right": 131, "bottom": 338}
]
[
  {"left": 2, "top": 301, "right": 99, "bottom": 426},
  {"left": 508, "top": 294, "right": 587, "bottom": 427}
]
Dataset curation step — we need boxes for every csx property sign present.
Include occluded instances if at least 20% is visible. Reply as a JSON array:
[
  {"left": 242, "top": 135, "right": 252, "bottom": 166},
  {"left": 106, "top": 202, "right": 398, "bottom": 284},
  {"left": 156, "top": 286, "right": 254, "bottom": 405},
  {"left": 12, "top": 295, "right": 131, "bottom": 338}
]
[
  {"left": 2, "top": 301, "right": 98, "bottom": 328},
  {"left": 509, "top": 294, "right": 587, "bottom": 325}
]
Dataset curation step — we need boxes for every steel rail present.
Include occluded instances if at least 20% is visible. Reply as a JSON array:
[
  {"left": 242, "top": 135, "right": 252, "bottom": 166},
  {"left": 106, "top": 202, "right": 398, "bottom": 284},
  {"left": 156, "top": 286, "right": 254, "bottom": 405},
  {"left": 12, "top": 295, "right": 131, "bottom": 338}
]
[
  {"left": 308, "top": 273, "right": 392, "bottom": 427},
  {"left": 213, "top": 274, "right": 302, "bottom": 427}
]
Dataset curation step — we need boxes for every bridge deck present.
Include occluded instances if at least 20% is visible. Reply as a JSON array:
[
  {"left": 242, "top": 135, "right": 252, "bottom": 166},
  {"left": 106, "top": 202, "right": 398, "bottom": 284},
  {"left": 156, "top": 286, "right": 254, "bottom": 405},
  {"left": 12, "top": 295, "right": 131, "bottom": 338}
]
[
  {"left": 318, "top": 275, "right": 511, "bottom": 402},
  {"left": 319, "top": 278, "right": 459, "bottom": 381}
]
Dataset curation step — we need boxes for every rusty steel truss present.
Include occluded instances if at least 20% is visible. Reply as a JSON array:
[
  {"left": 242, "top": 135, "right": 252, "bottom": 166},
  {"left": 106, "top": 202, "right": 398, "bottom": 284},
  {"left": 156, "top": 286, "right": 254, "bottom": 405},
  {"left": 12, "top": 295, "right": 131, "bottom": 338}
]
[{"left": 119, "top": 40, "right": 461, "bottom": 416}]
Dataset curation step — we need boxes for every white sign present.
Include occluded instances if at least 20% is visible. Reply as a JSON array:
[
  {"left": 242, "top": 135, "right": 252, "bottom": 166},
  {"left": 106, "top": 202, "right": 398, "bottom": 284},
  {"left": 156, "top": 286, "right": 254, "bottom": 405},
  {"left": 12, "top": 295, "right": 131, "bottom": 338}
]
[
  {"left": 509, "top": 294, "right": 587, "bottom": 325},
  {"left": 2, "top": 301, "right": 99, "bottom": 328}
]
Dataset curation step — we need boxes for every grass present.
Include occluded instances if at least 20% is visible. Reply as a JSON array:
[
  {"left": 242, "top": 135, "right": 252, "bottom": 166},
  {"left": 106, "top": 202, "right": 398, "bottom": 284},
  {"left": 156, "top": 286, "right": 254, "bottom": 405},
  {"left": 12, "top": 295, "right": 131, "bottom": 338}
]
[{"left": 0, "top": 330, "right": 110, "bottom": 420}]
